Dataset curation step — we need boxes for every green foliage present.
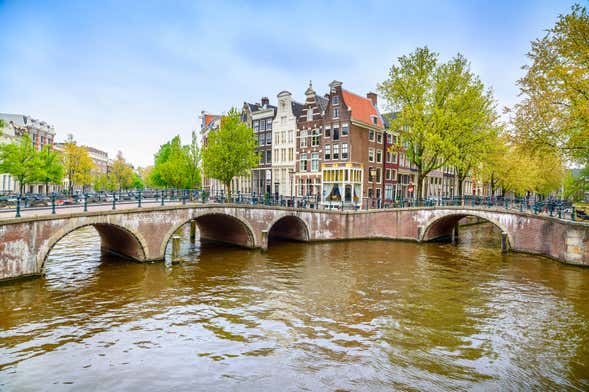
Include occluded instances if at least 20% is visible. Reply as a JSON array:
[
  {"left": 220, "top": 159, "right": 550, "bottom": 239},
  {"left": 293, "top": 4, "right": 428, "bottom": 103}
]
[
  {"left": 202, "top": 108, "right": 258, "bottom": 195},
  {"left": 110, "top": 151, "right": 135, "bottom": 190},
  {"left": 36, "top": 145, "right": 64, "bottom": 193},
  {"left": 563, "top": 166, "right": 589, "bottom": 201},
  {"left": 150, "top": 134, "right": 201, "bottom": 189},
  {"left": 0, "top": 134, "right": 40, "bottom": 194},
  {"left": 131, "top": 174, "right": 145, "bottom": 190},
  {"left": 512, "top": 4, "right": 589, "bottom": 164},
  {"left": 378, "top": 47, "right": 497, "bottom": 198},
  {"left": 61, "top": 138, "right": 94, "bottom": 194}
]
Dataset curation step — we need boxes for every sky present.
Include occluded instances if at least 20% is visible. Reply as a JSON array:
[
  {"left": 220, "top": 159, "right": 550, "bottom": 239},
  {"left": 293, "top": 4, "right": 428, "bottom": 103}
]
[{"left": 0, "top": 0, "right": 579, "bottom": 167}]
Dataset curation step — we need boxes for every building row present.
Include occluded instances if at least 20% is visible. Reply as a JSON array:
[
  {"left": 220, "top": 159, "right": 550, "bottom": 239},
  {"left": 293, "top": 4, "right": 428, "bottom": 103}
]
[
  {"left": 200, "top": 80, "right": 484, "bottom": 208},
  {"left": 0, "top": 113, "right": 112, "bottom": 194}
]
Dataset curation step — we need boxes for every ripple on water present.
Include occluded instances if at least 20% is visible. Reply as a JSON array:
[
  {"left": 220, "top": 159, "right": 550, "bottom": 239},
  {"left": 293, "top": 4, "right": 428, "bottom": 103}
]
[{"left": 0, "top": 224, "right": 589, "bottom": 391}]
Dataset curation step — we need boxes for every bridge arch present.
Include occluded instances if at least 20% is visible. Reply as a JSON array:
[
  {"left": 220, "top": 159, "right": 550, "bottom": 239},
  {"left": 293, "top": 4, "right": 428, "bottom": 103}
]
[
  {"left": 39, "top": 221, "right": 149, "bottom": 271},
  {"left": 420, "top": 211, "right": 514, "bottom": 247},
  {"left": 160, "top": 212, "right": 257, "bottom": 255},
  {"left": 267, "top": 214, "right": 310, "bottom": 244}
]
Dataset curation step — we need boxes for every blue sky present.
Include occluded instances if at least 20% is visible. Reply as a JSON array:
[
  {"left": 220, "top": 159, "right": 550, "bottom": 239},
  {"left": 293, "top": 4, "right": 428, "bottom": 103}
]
[{"left": 0, "top": 0, "right": 578, "bottom": 166}]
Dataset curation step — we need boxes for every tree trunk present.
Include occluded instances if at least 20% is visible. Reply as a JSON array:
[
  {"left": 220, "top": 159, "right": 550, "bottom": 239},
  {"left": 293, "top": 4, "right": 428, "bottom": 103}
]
[
  {"left": 225, "top": 182, "right": 231, "bottom": 200},
  {"left": 416, "top": 169, "right": 422, "bottom": 206},
  {"left": 458, "top": 177, "right": 464, "bottom": 199},
  {"left": 45, "top": 181, "right": 49, "bottom": 195}
]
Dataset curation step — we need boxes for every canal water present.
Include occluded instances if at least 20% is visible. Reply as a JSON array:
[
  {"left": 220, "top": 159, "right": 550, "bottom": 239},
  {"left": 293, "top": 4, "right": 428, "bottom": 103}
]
[{"left": 1, "top": 224, "right": 588, "bottom": 391}]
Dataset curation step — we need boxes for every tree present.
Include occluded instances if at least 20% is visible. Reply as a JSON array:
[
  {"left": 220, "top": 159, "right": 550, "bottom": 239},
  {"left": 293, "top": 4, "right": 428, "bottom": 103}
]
[
  {"left": 130, "top": 174, "right": 145, "bottom": 190},
  {"left": 36, "top": 145, "right": 64, "bottom": 194},
  {"left": 0, "top": 134, "right": 40, "bottom": 194},
  {"left": 378, "top": 47, "right": 497, "bottom": 200},
  {"left": 110, "top": 151, "right": 135, "bottom": 190},
  {"left": 61, "top": 137, "right": 94, "bottom": 194},
  {"left": 512, "top": 4, "right": 589, "bottom": 164},
  {"left": 202, "top": 108, "right": 258, "bottom": 196},
  {"left": 150, "top": 133, "right": 202, "bottom": 190},
  {"left": 185, "top": 131, "right": 202, "bottom": 189}
]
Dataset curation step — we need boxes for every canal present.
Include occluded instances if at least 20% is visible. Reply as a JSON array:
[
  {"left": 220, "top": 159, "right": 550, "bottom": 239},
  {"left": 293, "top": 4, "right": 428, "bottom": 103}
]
[{"left": 1, "top": 223, "right": 588, "bottom": 391}]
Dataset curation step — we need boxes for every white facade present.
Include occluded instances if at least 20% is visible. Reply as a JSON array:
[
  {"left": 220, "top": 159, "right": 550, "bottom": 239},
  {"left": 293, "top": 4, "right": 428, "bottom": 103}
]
[{"left": 271, "top": 91, "right": 299, "bottom": 197}]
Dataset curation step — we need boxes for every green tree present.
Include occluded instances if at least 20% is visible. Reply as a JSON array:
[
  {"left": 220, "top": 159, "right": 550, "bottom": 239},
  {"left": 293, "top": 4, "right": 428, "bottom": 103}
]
[
  {"left": 202, "top": 108, "right": 258, "bottom": 196},
  {"left": 110, "top": 151, "right": 135, "bottom": 190},
  {"left": 185, "top": 131, "right": 202, "bottom": 189},
  {"left": 378, "top": 47, "right": 497, "bottom": 199},
  {"left": 130, "top": 174, "right": 145, "bottom": 190},
  {"left": 512, "top": 4, "right": 589, "bottom": 164},
  {"left": 0, "top": 134, "right": 39, "bottom": 194},
  {"left": 61, "top": 137, "right": 94, "bottom": 194},
  {"left": 36, "top": 145, "right": 64, "bottom": 194}
]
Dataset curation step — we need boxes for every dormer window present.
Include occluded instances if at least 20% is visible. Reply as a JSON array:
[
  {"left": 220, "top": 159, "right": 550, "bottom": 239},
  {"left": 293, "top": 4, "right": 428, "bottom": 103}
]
[
  {"left": 332, "top": 96, "right": 339, "bottom": 105},
  {"left": 371, "top": 115, "right": 378, "bottom": 125},
  {"left": 307, "top": 108, "right": 313, "bottom": 122}
]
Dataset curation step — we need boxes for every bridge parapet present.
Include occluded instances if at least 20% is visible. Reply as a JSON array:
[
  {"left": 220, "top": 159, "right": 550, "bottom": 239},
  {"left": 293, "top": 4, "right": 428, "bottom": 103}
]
[{"left": 0, "top": 204, "right": 587, "bottom": 282}]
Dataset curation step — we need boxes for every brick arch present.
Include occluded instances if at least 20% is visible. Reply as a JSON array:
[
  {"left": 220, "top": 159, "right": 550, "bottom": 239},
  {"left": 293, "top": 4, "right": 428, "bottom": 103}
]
[
  {"left": 38, "top": 220, "right": 149, "bottom": 271},
  {"left": 267, "top": 214, "right": 310, "bottom": 244},
  {"left": 160, "top": 212, "right": 257, "bottom": 256},
  {"left": 420, "top": 211, "right": 514, "bottom": 246}
]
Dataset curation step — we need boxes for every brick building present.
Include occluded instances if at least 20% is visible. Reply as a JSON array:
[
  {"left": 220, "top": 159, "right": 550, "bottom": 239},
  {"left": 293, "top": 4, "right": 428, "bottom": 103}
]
[{"left": 295, "top": 82, "right": 328, "bottom": 199}]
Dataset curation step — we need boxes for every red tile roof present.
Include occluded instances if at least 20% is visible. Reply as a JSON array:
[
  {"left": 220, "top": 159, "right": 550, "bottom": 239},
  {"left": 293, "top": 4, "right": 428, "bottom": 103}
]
[
  {"left": 204, "top": 114, "right": 218, "bottom": 127},
  {"left": 341, "top": 89, "right": 383, "bottom": 129}
]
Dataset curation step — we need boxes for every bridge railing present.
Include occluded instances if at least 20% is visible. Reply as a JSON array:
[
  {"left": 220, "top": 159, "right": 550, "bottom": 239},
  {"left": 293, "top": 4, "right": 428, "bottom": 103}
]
[{"left": 0, "top": 189, "right": 585, "bottom": 223}]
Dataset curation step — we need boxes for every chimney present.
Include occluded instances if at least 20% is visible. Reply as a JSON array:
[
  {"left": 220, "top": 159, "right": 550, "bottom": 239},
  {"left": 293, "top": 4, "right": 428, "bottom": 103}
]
[
  {"left": 367, "top": 92, "right": 377, "bottom": 106},
  {"left": 261, "top": 97, "right": 269, "bottom": 107}
]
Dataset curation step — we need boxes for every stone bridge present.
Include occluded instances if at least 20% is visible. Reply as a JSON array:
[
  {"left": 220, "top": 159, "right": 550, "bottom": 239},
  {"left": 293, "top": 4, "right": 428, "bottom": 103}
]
[{"left": 1, "top": 204, "right": 588, "bottom": 281}]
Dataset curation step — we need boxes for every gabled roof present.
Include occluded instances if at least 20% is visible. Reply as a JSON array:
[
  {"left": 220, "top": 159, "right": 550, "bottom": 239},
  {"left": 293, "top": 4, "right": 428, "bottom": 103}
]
[
  {"left": 204, "top": 114, "right": 220, "bottom": 128},
  {"left": 315, "top": 94, "right": 328, "bottom": 113},
  {"left": 341, "top": 90, "right": 384, "bottom": 129},
  {"left": 292, "top": 101, "right": 304, "bottom": 118}
]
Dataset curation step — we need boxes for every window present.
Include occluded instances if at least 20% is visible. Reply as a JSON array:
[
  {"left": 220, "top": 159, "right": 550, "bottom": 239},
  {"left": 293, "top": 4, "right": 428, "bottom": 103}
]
[
  {"left": 332, "top": 95, "right": 339, "bottom": 105},
  {"left": 289, "top": 148, "right": 294, "bottom": 161},
  {"left": 387, "top": 133, "right": 392, "bottom": 144},
  {"left": 311, "top": 153, "right": 319, "bottom": 172},
  {"left": 274, "top": 133, "right": 279, "bottom": 144},
  {"left": 333, "top": 126, "right": 339, "bottom": 140},
  {"left": 376, "top": 188, "right": 381, "bottom": 199},
  {"left": 333, "top": 144, "right": 340, "bottom": 160},
  {"left": 325, "top": 144, "right": 331, "bottom": 160},
  {"left": 376, "top": 168, "right": 382, "bottom": 183},
  {"left": 254, "top": 121, "right": 259, "bottom": 132},
  {"left": 266, "top": 119, "right": 272, "bottom": 130},
  {"left": 369, "top": 129, "right": 375, "bottom": 141},
  {"left": 368, "top": 167, "right": 374, "bottom": 182},
  {"left": 281, "top": 131, "right": 286, "bottom": 144},
  {"left": 325, "top": 127, "right": 331, "bottom": 138},
  {"left": 261, "top": 120, "right": 266, "bottom": 131},
  {"left": 386, "top": 169, "right": 391, "bottom": 180},
  {"left": 267, "top": 132, "right": 272, "bottom": 145},
  {"left": 371, "top": 115, "right": 378, "bottom": 125},
  {"left": 376, "top": 149, "right": 382, "bottom": 163},
  {"left": 311, "top": 129, "right": 320, "bottom": 146},
  {"left": 377, "top": 132, "right": 383, "bottom": 144},
  {"left": 288, "top": 130, "right": 293, "bottom": 143},
  {"left": 368, "top": 148, "right": 375, "bottom": 162},
  {"left": 307, "top": 108, "right": 313, "bottom": 121},
  {"left": 259, "top": 134, "right": 264, "bottom": 146},
  {"left": 342, "top": 123, "right": 349, "bottom": 136},
  {"left": 300, "top": 154, "right": 308, "bottom": 171},
  {"left": 342, "top": 143, "right": 349, "bottom": 159},
  {"left": 281, "top": 149, "right": 286, "bottom": 161},
  {"left": 300, "top": 130, "right": 308, "bottom": 148},
  {"left": 333, "top": 108, "right": 339, "bottom": 118},
  {"left": 266, "top": 150, "right": 272, "bottom": 164}
]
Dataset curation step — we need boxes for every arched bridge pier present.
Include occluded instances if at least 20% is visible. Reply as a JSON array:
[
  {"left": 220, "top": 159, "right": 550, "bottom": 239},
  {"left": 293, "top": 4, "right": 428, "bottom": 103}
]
[{"left": 0, "top": 205, "right": 587, "bottom": 281}]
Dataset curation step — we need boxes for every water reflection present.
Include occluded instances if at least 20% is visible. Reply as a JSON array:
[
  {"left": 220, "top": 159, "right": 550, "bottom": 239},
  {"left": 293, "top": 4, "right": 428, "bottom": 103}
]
[{"left": 0, "top": 224, "right": 588, "bottom": 391}]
